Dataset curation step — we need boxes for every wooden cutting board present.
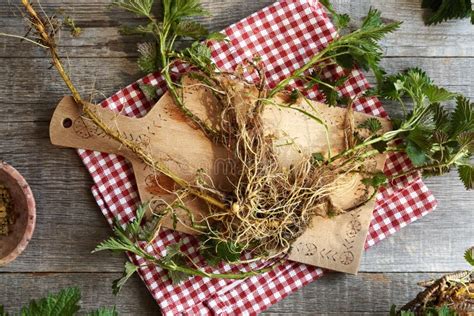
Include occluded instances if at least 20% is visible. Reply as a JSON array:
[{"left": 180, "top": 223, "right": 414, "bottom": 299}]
[{"left": 49, "top": 79, "right": 391, "bottom": 273}]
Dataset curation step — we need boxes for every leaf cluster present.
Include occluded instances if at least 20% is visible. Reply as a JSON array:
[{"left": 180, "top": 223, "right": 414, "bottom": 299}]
[
  {"left": 390, "top": 304, "right": 458, "bottom": 316},
  {"left": 0, "top": 288, "right": 116, "bottom": 316},
  {"left": 113, "top": 0, "right": 222, "bottom": 73},
  {"left": 465, "top": 247, "right": 474, "bottom": 267},
  {"left": 272, "top": 5, "right": 401, "bottom": 103},
  {"left": 422, "top": 0, "right": 474, "bottom": 25},
  {"left": 330, "top": 8, "right": 401, "bottom": 85},
  {"left": 199, "top": 234, "right": 243, "bottom": 266},
  {"left": 93, "top": 204, "right": 265, "bottom": 291},
  {"left": 379, "top": 68, "right": 473, "bottom": 189}
]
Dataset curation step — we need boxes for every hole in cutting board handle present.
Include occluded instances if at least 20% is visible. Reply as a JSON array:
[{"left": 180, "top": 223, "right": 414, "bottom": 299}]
[{"left": 62, "top": 118, "right": 73, "bottom": 128}]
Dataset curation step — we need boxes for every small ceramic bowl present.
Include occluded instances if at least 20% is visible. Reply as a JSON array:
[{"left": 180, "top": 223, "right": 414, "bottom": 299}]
[{"left": 0, "top": 161, "right": 36, "bottom": 266}]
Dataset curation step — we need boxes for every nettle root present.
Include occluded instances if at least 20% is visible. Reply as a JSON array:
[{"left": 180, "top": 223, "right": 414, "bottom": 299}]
[{"left": 151, "top": 70, "right": 375, "bottom": 260}]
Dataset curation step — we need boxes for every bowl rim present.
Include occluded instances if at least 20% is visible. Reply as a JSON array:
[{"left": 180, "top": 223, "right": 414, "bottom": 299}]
[{"left": 0, "top": 161, "right": 36, "bottom": 266}]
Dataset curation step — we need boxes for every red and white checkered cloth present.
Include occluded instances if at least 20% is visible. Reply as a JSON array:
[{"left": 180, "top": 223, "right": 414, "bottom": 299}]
[{"left": 78, "top": 1, "right": 438, "bottom": 314}]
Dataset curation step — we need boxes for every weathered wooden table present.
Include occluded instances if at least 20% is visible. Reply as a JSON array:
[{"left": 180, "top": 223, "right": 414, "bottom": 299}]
[{"left": 0, "top": 1, "right": 472, "bottom": 314}]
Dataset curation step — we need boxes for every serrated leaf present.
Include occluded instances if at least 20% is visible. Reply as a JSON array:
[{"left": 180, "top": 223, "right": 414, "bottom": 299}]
[
  {"left": 432, "top": 103, "right": 451, "bottom": 131},
  {"left": 464, "top": 247, "right": 474, "bottom": 266},
  {"left": 137, "top": 42, "right": 158, "bottom": 73},
  {"left": 407, "top": 125, "right": 433, "bottom": 151},
  {"left": 424, "top": 84, "right": 456, "bottom": 104},
  {"left": 20, "top": 287, "right": 81, "bottom": 316},
  {"left": 175, "top": 21, "right": 208, "bottom": 39},
  {"left": 126, "top": 203, "right": 147, "bottom": 237},
  {"left": 423, "top": 0, "right": 473, "bottom": 25},
  {"left": 119, "top": 23, "right": 156, "bottom": 35},
  {"left": 112, "top": 0, "right": 154, "bottom": 16},
  {"left": 333, "top": 13, "right": 351, "bottom": 29},
  {"left": 207, "top": 32, "right": 227, "bottom": 41},
  {"left": 458, "top": 164, "right": 473, "bottom": 190},
  {"left": 160, "top": 243, "right": 191, "bottom": 284},
  {"left": 406, "top": 140, "right": 428, "bottom": 167},
  {"left": 112, "top": 261, "right": 139, "bottom": 295},
  {"left": 163, "top": 0, "right": 209, "bottom": 22},
  {"left": 319, "top": 0, "right": 351, "bottom": 29},
  {"left": 216, "top": 240, "right": 242, "bottom": 263},
  {"left": 138, "top": 83, "right": 158, "bottom": 101},
  {"left": 87, "top": 307, "right": 118, "bottom": 316},
  {"left": 450, "top": 96, "right": 474, "bottom": 137},
  {"left": 358, "top": 117, "right": 382, "bottom": 133},
  {"left": 362, "top": 172, "right": 387, "bottom": 189}
]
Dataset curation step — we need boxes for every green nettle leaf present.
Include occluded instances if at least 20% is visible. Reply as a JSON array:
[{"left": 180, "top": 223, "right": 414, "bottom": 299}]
[
  {"left": 424, "top": 85, "right": 457, "bottom": 104},
  {"left": 422, "top": 0, "right": 473, "bottom": 25},
  {"left": 458, "top": 164, "right": 473, "bottom": 190},
  {"left": 137, "top": 42, "right": 159, "bottom": 73},
  {"left": 19, "top": 287, "right": 81, "bottom": 316},
  {"left": 319, "top": 0, "right": 351, "bottom": 29},
  {"left": 86, "top": 307, "right": 119, "bottom": 316},
  {"left": 450, "top": 96, "right": 474, "bottom": 137},
  {"left": 432, "top": 103, "right": 451, "bottom": 131},
  {"left": 333, "top": 13, "right": 351, "bottom": 29},
  {"left": 216, "top": 240, "right": 242, "bottom": 263},
  {"left": 113, "top": 261, "right": 140, "bottom": 295},
  {"left": 358, "top": 117, "right": 383, "bottom": 133},
  {"left": 311, "top": 152, "right": 325, "bottom": 165},
  {"left": 119, "top": 23, "right": 156, "bottom": 36},
  {"left": 175, "top": 21, "right": 208, "bottom": 39},
  {"left": 407, "top": 126, "right": 432, "bottom": 151},
  {"left": 464, "top": 247, "right": 474, "bottom": 266},
  {"left": 372, "top": 140, "right": 388, "bottom": 153},
  {"left": 159, "top": 243, "right": 192, "bottom": 284},
  {"left": 126, "top": 203, "right": 147, "bottom": 237},
  {"left": 138, "top": 82, "right": 158, "bottom": 101},
  {"left": 112, "top": 0, "right": 154, "bottom": 16},
  {"left": 406, "top": 140, "right": 427, "bottom": 167},
  {"left": 207, "top": 32, "right": 227, "bottom": 41},
  {"left": 163, "top": 0, "right": 209, "bottom": 21},
  {"left": 362, "top": 172, "right": 388, "bottom": 189},
  {"left": 0, "top": 305, "right": 7, "bottom": 316}
]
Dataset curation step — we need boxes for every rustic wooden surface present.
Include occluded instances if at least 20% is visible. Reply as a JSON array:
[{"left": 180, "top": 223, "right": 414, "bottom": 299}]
[{"left": 0, "top": 0, "right": 472, "bottom": 314}]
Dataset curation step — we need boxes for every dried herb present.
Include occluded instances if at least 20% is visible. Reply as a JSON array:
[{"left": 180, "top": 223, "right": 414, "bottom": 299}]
[
  {"left": 391, "top": 248, "right": 474, "bottom": 315},
  {"left": 0, "top": 185, "right": 14, "bottom": 236},
  {"left": 63, "top": 16, "right": 82, "bottom": 37}
]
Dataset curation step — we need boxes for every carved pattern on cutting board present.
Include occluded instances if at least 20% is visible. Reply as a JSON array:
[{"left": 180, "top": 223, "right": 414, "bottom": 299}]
[
  {"left": 72, "top": 116, "right": 158, "bottom": 148},
  {"left": 339, "top": 212, "right": 362, "bottom": 265},
  {"left": 291, "top": 210, "right": 363, "bottom": 266}
]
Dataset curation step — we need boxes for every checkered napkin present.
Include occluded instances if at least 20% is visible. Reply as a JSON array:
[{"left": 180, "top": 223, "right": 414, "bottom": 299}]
[{"left": 78, "top": 0, "right": 438, "bottom": 314}]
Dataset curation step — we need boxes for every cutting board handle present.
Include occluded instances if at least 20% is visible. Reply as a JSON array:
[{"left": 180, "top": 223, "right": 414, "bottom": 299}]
[{"left": 50, "top": 96, "right": 140, "bottom": 158}]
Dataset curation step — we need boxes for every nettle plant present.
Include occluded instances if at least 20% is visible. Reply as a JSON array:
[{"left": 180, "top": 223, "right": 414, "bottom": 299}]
[{"left": 6, "top": 0, "right": 472, "bottom": 289}]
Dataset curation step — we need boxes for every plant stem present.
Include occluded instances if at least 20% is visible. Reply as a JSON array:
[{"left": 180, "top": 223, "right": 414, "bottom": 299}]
[
  {"left": 138, "top": 244, "right": 281, "bottom": 280},
  {"left": 0, "top": 32, "right": 48, "bottom": 48},
  {"left": 20, "top": 0, "right": 227, "bottom": 211}
]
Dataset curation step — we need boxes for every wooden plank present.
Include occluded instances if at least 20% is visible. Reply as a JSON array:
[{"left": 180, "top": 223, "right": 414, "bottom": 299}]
[
  {"left": 0, "top": 101, "right": 471, "bottom": 273},
  {"left": 0, "top": 0, "right": 473, "bottom": 314},
  {"left": 0, "top": 272, "right": 456, "bottom": 315},
  {"left": 0, "top": 57, "right": 472, "bottom": 108},
  {"left": 360, "top": 171, "right": 474, "bottom": 272},
  {"left": 0, "top": 272, "right": 158, "bottom": 315},
  {"left": 1, "top": 0, "right": 474, "bottom": 58},
  {"left": 264, "top": 272, "right": 453, "bottom": 314}
]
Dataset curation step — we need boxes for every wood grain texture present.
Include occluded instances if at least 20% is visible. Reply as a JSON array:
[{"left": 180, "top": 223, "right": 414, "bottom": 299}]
[{"left": 0, "top": 0, "right": 472, "bottom": 314}]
